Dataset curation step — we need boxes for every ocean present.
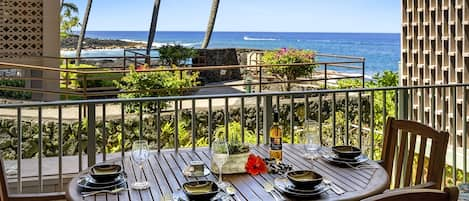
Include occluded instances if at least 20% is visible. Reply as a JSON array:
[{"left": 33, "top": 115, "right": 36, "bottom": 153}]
[{"left": 61, "top": 31, "right": 400, "bottom": 76}]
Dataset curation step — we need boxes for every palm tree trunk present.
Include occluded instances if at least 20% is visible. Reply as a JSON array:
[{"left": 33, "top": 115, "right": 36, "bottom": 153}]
[
  {"left": 60, "top": 0, "right": 64, "bottom": 10},
  {"left": 146, "top": 0, "right": 162, "bottom": 65},
  {"left": 75, "top": 0, "right": 93, "bottom": 66},
  {"left": 201, "top": 0, "right": 220, "bottom": 49}
]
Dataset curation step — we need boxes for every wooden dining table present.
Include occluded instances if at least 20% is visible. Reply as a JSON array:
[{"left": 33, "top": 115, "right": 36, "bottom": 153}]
[{"left": 66, "top": 144, "right": 390, "bottom": 201}]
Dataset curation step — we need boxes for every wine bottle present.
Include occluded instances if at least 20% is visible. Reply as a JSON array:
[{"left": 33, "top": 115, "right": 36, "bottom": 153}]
[{"left": 269, "top": 110, "right": 283, "bottom": 161}]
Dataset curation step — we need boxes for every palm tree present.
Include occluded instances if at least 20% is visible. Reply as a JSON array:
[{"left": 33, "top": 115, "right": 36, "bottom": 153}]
[
  {"left": 146, "top": 0, "right": 162, "bottom": 65},
  {"left": 201, "top": 0, "right": 220, "bottom": 49},
  {"left": 60, "top": 1, "right": 79, "bottom": 38},
  {"left": 75, "top": 0, "right": 93, "bottom": 66}
]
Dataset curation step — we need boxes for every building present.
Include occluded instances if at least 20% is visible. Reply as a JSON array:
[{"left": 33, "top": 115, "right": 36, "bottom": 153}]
[{"left": 401, "top": 0, "right": 468, "bottom": 147}]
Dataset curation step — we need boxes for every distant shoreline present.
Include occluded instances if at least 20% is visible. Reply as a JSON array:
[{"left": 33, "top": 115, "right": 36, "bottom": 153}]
[
  {"left": 79, "top": 30, "right": 401, "bottom": 34},
  {"left": 61, "top": 35, "right": 146, "bottom": 51}
]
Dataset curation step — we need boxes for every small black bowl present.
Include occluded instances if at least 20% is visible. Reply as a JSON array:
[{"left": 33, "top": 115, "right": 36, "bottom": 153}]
[
  {"left": 286, "top": 170, "right": 323, "bottom": 189},
  {"left": 89, "top": 164, "right": 123, "bottom": 183},
  {"left": 182, "top": 180, "right": 219, "bottom": 201},
  {"left": 332, "top": 146, "right": 361, "bottom": 159}
]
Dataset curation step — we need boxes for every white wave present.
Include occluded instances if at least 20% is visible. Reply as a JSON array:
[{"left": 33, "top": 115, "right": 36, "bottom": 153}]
[
  {"left": 150, "top": 41, "right": 201, "bottom": 48},
  {"left": 243, "top": 36, "right": 278, "bottom": 41},
  {"left": 120, "top": 39, "right": 146, "bottom": 44},
  {"left": 119, "top": 39, "right": 201, "bottom": 48},
  {"left": 60, "top": 48, "right": 125, "bottom": 57}
]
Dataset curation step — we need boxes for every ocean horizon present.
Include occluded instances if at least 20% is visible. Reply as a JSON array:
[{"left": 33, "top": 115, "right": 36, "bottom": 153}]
[{"left": 62, "top": 31, "right": 400, "bottom": 76}]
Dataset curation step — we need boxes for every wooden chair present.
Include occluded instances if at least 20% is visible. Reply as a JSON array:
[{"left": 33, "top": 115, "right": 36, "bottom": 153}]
[
  {"left": 381, "top": 117, "right": 449, "bottom": 189},
  {"left": 0, "top": 159, "right": 65, "bottom": 201},
  {"left": 362, "top": 186, "right": 459, "bottom": 201}
]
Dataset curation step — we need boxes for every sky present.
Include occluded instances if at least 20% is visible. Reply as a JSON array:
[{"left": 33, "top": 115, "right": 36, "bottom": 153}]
[{"left": 67, "top": 0, "right": 401, "bottom": 33}]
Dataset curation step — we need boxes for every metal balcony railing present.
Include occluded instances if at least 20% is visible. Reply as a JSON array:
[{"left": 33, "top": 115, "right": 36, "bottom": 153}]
[
  {"left": 0, "top": 83, "right": 468, "bottom": 193},
  {"left": 0, "top": 51, "right": 366, "bottom": 99}
]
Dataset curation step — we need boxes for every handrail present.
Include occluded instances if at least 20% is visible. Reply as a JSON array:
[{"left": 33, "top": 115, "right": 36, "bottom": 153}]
[
  {"left": 0, "top": 61, "right": 82, "bottom": 73},
  {"left": 0, "top": 61, "right": 363, "bottom": 74},
  {"left": 0, "top": 51, "right": 366, "bottom": 100},
  {"left": 3, "top": 83, "right": 468, "bottom": 193},
  {"left": 1, "top": 83, "right": 467, "bottom": 108}
]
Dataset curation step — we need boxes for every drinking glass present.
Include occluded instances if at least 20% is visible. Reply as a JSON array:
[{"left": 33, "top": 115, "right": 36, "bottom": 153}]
[
  {"left": 211, "top": 138, "right": 229, "bottom": 188},
  {"left": 303, "top": 120, "right": 321, "bottom": 159},
  {"left": 131, "top": 140, "right": 150, "bottom": 190}
]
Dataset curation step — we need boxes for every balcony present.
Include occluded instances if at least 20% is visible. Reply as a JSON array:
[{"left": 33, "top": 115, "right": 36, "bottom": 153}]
[{"left": 0, "top": 53, "right": 466, "bottom": 200}]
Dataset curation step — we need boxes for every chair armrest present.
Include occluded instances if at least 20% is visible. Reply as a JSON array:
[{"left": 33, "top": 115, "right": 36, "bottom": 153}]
[
  {"left": 9, "top": 192, "right": 66, "bottom": 201},
  {"left": 407, "top": 182, "right": 437, "bottom": 189},
  {"left": 444, "top": 186, "right": 459, "bottom": 201},
  {"left": 383, "top": 182, "right": 437, "bottom": 193}
]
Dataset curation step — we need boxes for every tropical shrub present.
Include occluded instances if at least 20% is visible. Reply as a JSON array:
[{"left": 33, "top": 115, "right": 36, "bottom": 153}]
[
  {"left": 60, "top": 63, "right": 121, "bottom": 89},
  {"left": 213, "top": 122, "right": 253, "bottom": 154},
  {"left": 0, "top": 80, "right": 31, "bottom": 100},
  {"left": 262, "top": 48, "right": 318, "bottom": 90},
  {"left": 114, "top": 66, "right": 199, "bottom": 112},
  {"left": 158, "top": 45, "right": 197, "bottom": 66}
]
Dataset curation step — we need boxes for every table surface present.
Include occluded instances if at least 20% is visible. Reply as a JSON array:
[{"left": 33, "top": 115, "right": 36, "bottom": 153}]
[{"left": 67, "top": 144, "right": 389, "bottom": 201}]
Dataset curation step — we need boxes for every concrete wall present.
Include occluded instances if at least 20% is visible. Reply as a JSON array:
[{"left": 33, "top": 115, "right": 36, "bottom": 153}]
[{"left": 0, "top": 0, "right": 60, "bottom": 101}]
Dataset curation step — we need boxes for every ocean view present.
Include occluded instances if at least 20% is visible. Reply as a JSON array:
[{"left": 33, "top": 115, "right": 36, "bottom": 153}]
[{"left": 61, "top": 31, "right": 400, "bottom": 76}]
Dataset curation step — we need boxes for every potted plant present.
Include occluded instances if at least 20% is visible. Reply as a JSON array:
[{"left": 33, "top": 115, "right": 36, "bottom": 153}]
[{"left": 211, "top": 122, "right": 251, "bottom": 174}]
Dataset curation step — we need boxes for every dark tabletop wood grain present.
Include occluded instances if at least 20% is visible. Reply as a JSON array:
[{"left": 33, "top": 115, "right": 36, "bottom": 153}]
[{"left": 66, "top": 144, "right": 389, "bottom": 201}]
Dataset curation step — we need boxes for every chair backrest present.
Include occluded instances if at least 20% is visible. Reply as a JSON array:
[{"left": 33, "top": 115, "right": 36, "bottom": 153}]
[
  {"left": 0, "top": 159, "right": 9, "bottom": 201},
  {"left": 362, "top": 186, "right": 459, "bottom": 201},
  {"left": 381, "top": 117, "right": 449, "bottom": 189}
]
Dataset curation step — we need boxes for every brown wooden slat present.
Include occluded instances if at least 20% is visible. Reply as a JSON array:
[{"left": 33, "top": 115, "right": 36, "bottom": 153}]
[
  {"left": 415, "top": 136, "right": 427, "bottom": 185},
  {"left": 394, "top": 131, "right": 409, "bottom": 189},
  {"left": 123, "top": 157, "right": 144, "bottom": 201},
  {"left": 404, "top": 134, "right": 417, "bottom": 186},
  {"left": 147, "top": 154, "right": 172, "bottom": 195},
  {"left": 156, "top": 152, "right": 184, "bottom": 191},
  {"left": 197, "top": 151, "right": 266, "bottom": 201}
]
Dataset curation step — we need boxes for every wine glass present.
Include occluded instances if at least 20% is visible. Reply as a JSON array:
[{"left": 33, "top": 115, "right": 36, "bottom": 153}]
[
  {"left": 211, "top": 138, "right": 229, "bottom": 188},
  {"left": 303, "top": 120, "right": 321, "bottom": 159},
  {"left": 131, "top": 140, "right": 150, "bottom": 190}
]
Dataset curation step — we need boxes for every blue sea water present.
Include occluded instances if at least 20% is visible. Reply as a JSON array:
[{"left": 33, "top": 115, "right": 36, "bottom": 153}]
[{"left": 62, "top": 31, "right": 400, "bottom": 76}]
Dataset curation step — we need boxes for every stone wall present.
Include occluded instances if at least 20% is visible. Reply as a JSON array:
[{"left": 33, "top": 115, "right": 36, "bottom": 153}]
[
  {"left": 193, "top": 48, "right": 261, "bottom": 83},
  {"left": 0, "top": 96, "right": 368, "bottom": 160}
]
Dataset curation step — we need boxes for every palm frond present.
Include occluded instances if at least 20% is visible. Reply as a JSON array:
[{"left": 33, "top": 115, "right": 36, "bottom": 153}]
[{"left": 61, "top": 2, "right": 78, "bottom": 13}]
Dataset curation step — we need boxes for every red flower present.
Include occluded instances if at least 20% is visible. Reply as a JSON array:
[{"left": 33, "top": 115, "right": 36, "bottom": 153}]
[
  {"left": 135, "top": 64, "right": 148, "bottom": 71},
  {"left": 245, "top": 154, "right": 268, "bottom": 175}
]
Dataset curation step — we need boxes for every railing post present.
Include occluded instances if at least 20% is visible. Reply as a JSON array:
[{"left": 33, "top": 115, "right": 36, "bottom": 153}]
[
  {"left": 263, "top": 95, "right": 273, "bottom": 144},
  {"left": 362, "top": 59, "right": 366, "bottom": 88},
  {"left": 87, "top": 103, "right": 96, "bottom": 167},
  {"left": 134, "top": 54, "right": 137, "bottom": 67},
  {"left": 83, "top": 74, "right": 87, "bottom": 99},
  {"left": 324, "top": 64, "right": 328, "bottom": 89},
  {"left": 123, "top": 50, "right": 127, "bottom": 69},
  {"left": 259, "top": 66, "right": 262, "bottom": 92},
  {"left": 399, "top": 89, "right": 409, "bottom": 120},
  {"left": 65, "top": 59, "right": 69, "bottom": 100}
]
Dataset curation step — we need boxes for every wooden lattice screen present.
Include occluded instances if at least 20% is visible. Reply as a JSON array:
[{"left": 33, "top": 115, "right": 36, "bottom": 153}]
[{"left": 0, "top": 0, "right": 43, "bottom": 57}]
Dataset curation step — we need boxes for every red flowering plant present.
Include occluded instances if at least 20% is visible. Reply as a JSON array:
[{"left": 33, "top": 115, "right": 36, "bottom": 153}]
[
  {"left": 262, "top": 48, "right": 318, "bottom": 91},
  {"left": 245, "top": 154, "right": 268, "bottom": 175}
]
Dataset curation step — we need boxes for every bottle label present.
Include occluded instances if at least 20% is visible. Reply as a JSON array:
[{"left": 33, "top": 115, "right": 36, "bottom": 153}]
[{"left": 270, "top": 137, "right": 282, "bottom": 150}]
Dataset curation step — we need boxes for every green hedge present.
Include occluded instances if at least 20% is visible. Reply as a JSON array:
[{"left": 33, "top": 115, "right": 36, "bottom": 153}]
[
  {"left": 0, "top": 95, "right": 374, "bottom": 160},
  {"left": 0, "top": 80, "right": 32, "bottom": 100}
]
